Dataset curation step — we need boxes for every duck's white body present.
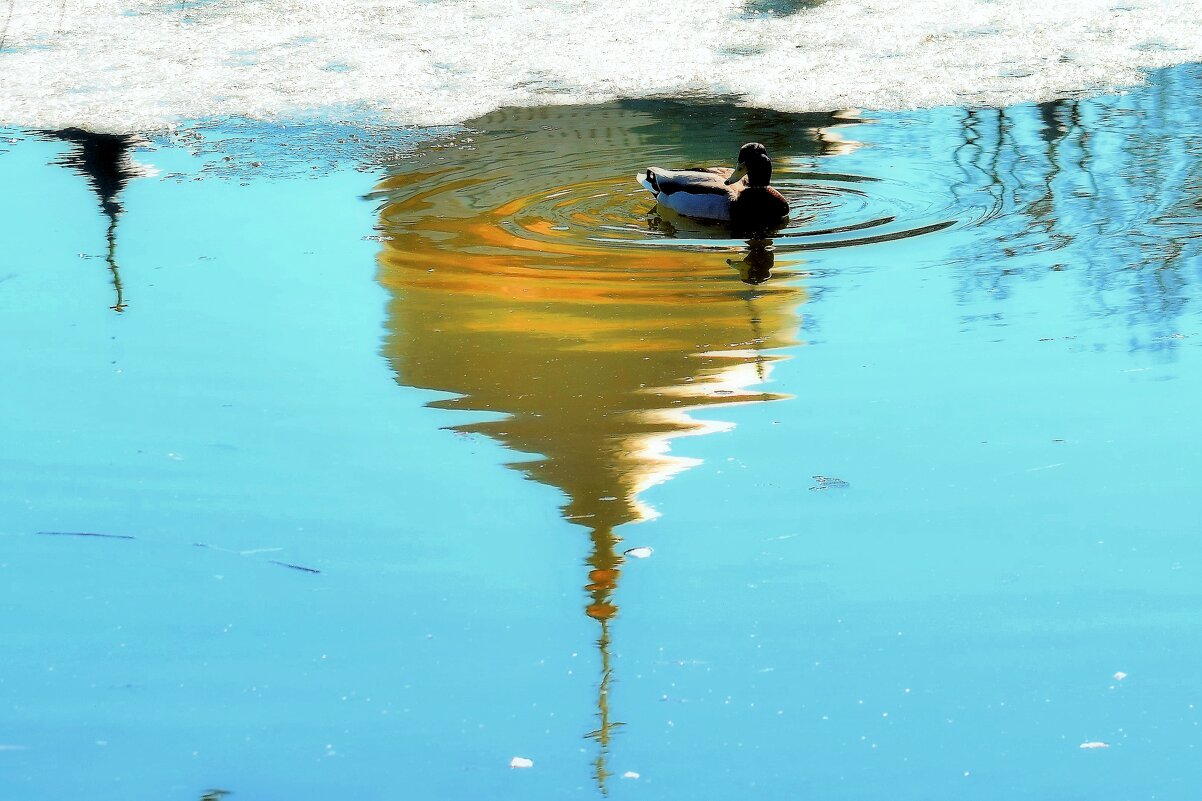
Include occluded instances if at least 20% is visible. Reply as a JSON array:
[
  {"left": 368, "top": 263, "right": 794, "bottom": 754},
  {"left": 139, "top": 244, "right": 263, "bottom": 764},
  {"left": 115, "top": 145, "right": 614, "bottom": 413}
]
[
  {"left": 637, "top": 144, "right": 790, "bottom": 229},
  {"left": 637, "top": 167, "right": 738, "bottom": 222}
]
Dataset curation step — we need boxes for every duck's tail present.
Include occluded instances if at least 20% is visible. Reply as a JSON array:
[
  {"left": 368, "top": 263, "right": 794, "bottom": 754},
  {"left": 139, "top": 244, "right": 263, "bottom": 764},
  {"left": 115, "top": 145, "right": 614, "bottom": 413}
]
[{"left": 636, "top": 169, "right": 659, "bottom": 196}]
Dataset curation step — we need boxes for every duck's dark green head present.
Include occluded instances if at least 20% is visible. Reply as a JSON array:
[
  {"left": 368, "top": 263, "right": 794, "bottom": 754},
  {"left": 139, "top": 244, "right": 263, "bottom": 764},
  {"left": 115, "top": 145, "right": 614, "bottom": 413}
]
[{"left": 724, "top": 142, "right": 773, "bottom": 187}]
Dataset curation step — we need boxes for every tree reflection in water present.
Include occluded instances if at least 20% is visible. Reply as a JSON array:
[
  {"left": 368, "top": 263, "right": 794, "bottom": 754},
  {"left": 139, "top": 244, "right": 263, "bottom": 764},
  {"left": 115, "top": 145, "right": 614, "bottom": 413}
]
[
  {"left": 47, "top": 128, "right": 142, "bottom": 312},
  {"left": 942, "top": 65, "right": 1202, "bottom": 348}
]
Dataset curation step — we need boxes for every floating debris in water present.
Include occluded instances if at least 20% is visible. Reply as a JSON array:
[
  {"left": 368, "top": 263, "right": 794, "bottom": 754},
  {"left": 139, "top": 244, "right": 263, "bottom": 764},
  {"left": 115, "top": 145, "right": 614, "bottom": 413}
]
[
  {"left": 1113, "top": 671, "right": 1128, "bottom": 681},
  {"left": 509, "top": 756, "right": 534, "bottom": 769},
  {"left": 624, "top": 546, "right": 653, "bottom": 559},
  {"left": 269, "top": 560, "right": 321, "bottom": 574},
  {"left": 809, "top": 476, "right": 850, "bottom": 491},
  {"left": 36, "top": 531, "right": 135, "bottom": 540},
  {"left": 622, "top": 771, "right": 640, "bottom": 779},
  {"left": 1079, "top": 741, "right": 1110, "bottom": 749}
]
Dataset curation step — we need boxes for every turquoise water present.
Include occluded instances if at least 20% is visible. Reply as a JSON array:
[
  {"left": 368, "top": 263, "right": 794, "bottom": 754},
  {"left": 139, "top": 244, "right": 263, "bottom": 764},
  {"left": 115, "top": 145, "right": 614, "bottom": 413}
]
[{"left": 3, "top": 64, "right": 1202, "bottom": 800}]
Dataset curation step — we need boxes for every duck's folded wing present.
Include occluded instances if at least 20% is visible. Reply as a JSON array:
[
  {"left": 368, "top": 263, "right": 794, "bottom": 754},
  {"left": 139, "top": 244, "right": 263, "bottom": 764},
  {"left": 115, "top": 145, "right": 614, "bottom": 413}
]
[
  {"left": 638, "top": 169, "right": 732, "bottom": 221},
  {"left": 642, "top": 167, "right": 733, "bottom": 196}
]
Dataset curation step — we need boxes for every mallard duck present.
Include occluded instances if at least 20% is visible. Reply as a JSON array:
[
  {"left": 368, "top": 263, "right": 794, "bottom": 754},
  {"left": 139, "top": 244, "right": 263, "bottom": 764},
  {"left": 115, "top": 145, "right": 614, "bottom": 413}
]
[{"left": 637, "top": 142, "right": 789, "bottom": 228}]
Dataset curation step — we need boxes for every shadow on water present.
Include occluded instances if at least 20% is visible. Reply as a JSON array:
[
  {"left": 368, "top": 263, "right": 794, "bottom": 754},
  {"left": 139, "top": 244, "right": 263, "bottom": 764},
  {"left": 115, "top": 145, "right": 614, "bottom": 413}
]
[
  {"left": 743, "top": 0, "right": 827, "bottom": 16},
  {"left": 371, "top": 100, "right": 863, "bottom": 793},
  {"left": 44, "top": 128, "right": 140, "bottom": 312}
]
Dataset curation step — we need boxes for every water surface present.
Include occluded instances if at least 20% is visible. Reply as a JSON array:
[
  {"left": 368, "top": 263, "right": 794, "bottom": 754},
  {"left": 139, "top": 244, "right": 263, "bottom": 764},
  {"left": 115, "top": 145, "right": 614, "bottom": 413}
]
[{"left": 3, "top": 64, "right": 1202, "bottom": 800}]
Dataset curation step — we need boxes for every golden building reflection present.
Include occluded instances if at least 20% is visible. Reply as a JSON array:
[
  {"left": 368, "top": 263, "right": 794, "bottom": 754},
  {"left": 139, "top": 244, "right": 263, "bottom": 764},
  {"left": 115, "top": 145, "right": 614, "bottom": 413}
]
[{"left": 374, "top": 102, "right": 849, "bottom": 792}]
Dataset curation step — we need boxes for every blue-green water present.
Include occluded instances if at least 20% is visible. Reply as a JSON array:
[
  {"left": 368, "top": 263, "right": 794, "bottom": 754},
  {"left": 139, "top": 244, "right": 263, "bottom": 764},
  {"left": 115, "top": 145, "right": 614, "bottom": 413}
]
[{"left": 3, "top": 65, "right": 1202, "bottom": 800}]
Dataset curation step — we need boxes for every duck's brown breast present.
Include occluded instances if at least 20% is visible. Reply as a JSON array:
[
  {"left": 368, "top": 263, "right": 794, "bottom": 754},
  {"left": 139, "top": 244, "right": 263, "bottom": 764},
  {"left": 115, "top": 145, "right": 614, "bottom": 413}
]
[{"left": 730, "top": 187, "right": 789, "bottom": 228}]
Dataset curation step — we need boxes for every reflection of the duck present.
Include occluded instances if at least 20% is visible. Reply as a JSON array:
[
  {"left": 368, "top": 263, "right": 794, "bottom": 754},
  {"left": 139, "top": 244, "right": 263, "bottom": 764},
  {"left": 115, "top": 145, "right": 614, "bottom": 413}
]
[
  {"left": 375, "top": 101, "right": 853, "bottom": 794},
  {"left": 729, "top": 239, "right": 776, "bottom": 285},
  {"left": 648, "top": 209, "right": 778, "bottom": 285},
  {"left": 47, "top": 128, "right": 140, "bottom": 312}
]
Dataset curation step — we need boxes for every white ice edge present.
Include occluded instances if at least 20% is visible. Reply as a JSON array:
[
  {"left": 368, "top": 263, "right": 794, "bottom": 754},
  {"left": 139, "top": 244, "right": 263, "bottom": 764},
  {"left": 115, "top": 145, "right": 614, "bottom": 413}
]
[{"left": 1, "top": 0, "right": 1201, "bottom": 133}]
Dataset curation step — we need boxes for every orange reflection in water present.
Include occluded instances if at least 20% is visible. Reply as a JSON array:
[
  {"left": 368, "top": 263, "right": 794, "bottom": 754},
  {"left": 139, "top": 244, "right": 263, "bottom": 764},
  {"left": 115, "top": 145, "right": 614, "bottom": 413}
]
[
  {"left": 375, "top": 103, "right": 830, "bottom": 792},
  {"left": 378, "top": 189, "right": 800, "bottom": 540}
]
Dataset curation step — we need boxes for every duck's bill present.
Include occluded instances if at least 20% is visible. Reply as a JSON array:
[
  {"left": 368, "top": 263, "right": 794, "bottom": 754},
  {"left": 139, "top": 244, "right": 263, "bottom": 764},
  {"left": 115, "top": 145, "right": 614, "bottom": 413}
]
[{"left": 724, "top": 163, "right": 748, "bottom": 185}]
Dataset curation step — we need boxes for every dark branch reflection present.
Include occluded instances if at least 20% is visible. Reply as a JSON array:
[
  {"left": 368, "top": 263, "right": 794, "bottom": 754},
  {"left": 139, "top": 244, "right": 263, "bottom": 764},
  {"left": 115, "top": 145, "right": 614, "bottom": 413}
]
[{"left": 46, "top": 128, "right": 140, "bottom": 312}]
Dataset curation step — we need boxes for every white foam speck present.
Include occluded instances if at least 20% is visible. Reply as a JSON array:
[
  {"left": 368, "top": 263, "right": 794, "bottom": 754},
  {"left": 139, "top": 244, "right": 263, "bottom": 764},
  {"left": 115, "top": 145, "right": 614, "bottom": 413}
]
[{"left": 1, "top": 0, "right": 1201, "bottom": 132}]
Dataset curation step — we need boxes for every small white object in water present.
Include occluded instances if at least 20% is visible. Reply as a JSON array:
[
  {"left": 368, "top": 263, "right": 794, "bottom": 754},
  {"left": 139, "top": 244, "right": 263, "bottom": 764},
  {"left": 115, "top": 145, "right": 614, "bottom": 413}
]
[
  {"left": 1113, "top": 671, "right": 1128, "bottom": 681},
  {"left": 509, "top": 756, "right": 534, "bottom": 769},
  {"left": 1079, "top": 741, "right": 1110, "bottom": 749},
  {"left": 624, "top": 546, "right": 653, "bottom": 559},
  {"left": 622, "top": 771, "right": 640, "bottom": 779}
]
